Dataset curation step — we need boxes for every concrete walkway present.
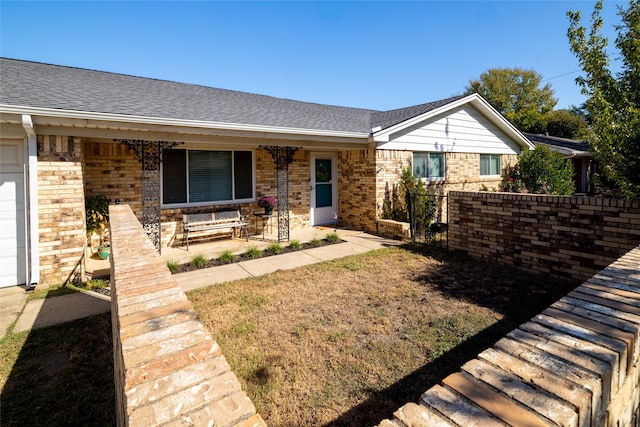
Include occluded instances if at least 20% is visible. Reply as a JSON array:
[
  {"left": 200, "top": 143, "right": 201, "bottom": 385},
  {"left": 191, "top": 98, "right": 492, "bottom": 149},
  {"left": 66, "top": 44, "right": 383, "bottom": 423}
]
[{"left": 0, "top": 230, "right": 400, "bottom": 338}]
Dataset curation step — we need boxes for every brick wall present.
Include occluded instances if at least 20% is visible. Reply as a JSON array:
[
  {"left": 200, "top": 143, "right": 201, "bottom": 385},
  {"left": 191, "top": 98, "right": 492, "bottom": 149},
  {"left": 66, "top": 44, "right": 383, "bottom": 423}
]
[
  {"left": 109, "top": 204, "right": 266, "bottom": 426},
  {"left": 37, "top": 135, "right": 86, "bottom": 286},
  {"left": 448, "top": 191, "right": 640, "bottom": 282},
  {"left": 339, "top": 146, "right": 378, "bottom": 232},
  {"left": 83, "top": 141, "right": 142, "bottom": 220},
  {"left": 378, "top": 245, "right": 640, "bottom": 427}
]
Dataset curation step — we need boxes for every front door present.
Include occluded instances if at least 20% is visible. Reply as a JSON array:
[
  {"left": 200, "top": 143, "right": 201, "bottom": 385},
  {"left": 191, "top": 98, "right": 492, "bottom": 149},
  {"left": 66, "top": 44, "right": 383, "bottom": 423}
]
[{"left": 310, "top": 153, "right": 337, "bottom": 226}]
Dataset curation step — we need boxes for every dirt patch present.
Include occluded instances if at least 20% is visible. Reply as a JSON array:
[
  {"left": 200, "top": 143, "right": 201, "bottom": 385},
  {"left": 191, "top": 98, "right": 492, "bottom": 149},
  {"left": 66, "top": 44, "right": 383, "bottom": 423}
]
[{"left": 188, "top": 244, "right": 579, "bottom": 426}]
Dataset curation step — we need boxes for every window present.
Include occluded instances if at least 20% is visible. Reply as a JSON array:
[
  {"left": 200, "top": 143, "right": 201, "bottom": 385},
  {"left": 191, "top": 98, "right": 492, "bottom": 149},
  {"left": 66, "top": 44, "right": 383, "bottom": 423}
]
[
  {"left": 480, "top": 154, "right": 501, "bottom": 176},
  {"left": 162, "top": 149, "right": 253, "bottom": 206},
  {"left": 413, "top": 152, "right": 445, "bottom": 179}
]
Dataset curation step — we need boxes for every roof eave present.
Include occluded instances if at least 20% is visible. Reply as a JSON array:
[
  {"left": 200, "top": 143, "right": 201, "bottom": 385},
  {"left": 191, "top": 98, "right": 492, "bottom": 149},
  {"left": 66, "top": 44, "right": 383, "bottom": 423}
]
[{"left": 0, "top": 104, "right": 370, "bottom": 144}]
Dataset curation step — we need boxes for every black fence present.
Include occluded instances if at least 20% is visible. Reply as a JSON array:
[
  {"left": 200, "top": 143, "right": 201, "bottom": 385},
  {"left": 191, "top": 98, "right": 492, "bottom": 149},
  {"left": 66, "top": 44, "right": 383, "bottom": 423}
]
[{"left": 406, "top": 192, "right": 448, "bottom": 247}]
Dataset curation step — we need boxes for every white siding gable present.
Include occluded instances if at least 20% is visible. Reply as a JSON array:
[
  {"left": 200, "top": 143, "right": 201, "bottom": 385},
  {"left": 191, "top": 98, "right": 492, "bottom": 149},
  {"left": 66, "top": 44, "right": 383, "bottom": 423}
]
[{"left": 376, "top": 104, "right": 522, "bottom": 155}]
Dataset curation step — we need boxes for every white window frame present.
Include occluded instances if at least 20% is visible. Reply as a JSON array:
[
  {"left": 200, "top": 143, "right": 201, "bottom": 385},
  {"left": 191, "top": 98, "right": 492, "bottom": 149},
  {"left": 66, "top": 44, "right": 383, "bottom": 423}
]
[
  {"left": 160, "top": 148, "right": 255, "bottom": 208},
  {"left": 412, "top": 152, "right": 445, "bottom": 181},
  {"left": 480, "top": 154, "right": 501, "bottom": 177}
]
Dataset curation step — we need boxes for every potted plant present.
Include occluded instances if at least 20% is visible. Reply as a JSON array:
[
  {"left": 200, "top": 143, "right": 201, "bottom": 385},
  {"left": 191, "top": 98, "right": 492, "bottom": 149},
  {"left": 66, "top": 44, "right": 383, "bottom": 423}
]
[
  {"left": 85, "top": 195, "right": 110, "bottom": 259},
  {"left": 257, "top": 196, "right": 277, "bottom": 215}
]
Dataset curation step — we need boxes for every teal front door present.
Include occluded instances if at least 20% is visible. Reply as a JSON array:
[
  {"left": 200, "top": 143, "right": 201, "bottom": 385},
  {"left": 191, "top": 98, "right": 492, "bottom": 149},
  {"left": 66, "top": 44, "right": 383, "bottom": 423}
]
[{"left": 310, "top": 153, "right": 337, "bottom": 226}]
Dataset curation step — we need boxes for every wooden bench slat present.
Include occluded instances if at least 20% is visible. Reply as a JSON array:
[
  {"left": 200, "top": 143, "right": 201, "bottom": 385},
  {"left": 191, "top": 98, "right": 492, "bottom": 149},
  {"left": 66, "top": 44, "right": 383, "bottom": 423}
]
[{"left": 182, "top": 210, "right": 248, "bottom": 249}]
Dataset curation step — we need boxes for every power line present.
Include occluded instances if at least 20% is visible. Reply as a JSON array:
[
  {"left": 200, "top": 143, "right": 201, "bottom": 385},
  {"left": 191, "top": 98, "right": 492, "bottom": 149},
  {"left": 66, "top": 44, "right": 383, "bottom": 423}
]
[{"left": 542, "top": 70, "right": 581, "bottom": 82}]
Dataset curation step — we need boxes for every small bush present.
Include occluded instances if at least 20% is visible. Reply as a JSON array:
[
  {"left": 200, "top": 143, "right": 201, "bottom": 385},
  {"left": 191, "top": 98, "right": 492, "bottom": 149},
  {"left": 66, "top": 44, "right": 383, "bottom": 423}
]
[
  {"left": 244, "top": 247, "right": 261, "bottom": 259},
  {"left": 166, "top": 259, "right": 179, "bottom": 273},
  {"left": 325, "top": 233, "right": 340, "bottom": 243},
  {"left": 266, "top": 243, "right": 282, "bottom": 255},
  {"left": 189, "top": 254, "right": 208, "bottom": 268},
  {"left": 288, "top": 240, "right": 302, "bottom": 250},
  {"left": 309, "top": 238, "right": 322, "bottom": 247},
  {"left": 218, "top": 250, "right": 235, "bottom": 264}
]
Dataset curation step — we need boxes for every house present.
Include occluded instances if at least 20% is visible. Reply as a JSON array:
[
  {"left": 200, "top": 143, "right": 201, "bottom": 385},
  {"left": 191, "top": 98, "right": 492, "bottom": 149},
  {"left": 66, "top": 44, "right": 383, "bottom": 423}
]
[
  {"left": 524, "top": 133, "right": 594, "bottom": 194},
  {"left": 0, "top": 58, "right": 533, "bottom": 288}
]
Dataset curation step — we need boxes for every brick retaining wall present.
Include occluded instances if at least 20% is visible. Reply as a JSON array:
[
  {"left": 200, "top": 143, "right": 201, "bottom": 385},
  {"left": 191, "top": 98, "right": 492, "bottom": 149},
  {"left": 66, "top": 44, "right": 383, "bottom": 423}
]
[
  {"left": 378, "top": 245, "right": 640, "bottom": 426},
  {"left": 109, "top": 204, "right": 265, "bottom": 426},
  {"left": 448, "top": 192, "right": 640, "bottom": 282}
]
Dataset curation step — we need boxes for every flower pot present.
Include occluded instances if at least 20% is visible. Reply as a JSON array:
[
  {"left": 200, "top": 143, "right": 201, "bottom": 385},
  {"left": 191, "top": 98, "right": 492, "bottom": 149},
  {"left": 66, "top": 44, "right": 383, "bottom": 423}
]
[
  {"left": 264, "top": 206, "right": 273, "bottom": 215},
  {"left": 98, "top": 244, "right": 110, "bottom": 260}
]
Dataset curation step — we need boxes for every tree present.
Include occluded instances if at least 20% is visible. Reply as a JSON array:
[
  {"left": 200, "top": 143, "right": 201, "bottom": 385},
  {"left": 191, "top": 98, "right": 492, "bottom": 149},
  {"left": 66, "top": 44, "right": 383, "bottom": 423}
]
[
  {"left": 500, "top": 145, "right": 575, "bottom": 195},
  {"left": 568, "top": 0, "right": 640, "bottom": 198},
  {"left": 465, "top": 68, "right": 558, "bottom": 132},
  {"left": 544, "top": 109, "right": 592, "bottom": 139}
]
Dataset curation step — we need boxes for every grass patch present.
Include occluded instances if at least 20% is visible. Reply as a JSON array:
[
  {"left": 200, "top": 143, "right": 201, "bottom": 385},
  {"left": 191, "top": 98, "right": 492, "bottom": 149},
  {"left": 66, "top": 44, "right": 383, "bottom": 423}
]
[
  {"left": 0, "top": 313, "right": 115, "bottom": 425},
  {"left": 27, "top": 279, "right": 110, "bottom": 301},
  {"left": 188, "top": 245, "right": 578, "bottom": 426}
]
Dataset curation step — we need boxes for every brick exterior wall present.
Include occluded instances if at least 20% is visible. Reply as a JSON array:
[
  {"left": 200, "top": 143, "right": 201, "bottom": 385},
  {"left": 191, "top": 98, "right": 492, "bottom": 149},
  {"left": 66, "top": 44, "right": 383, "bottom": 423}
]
[
  {"left": 448, "top": 191, "right": 640, "bottom": 282},
  {"left": 378, "top": 245, "right": 640, "bottom": 427},
  {"left": 339, "top": 145, "right": 378, "bottom": 232},
  {"left": 109, "top": 204, "right": 266, "bottom": 426},
  {"left": 37, "top": 135, "right": 86, "bottom": 287},
  {"left": 374, "top": 150, "right": 518, "bottom": 235},
  {"left": 83, "top": 140, "right": 142, "bottom": 220}
]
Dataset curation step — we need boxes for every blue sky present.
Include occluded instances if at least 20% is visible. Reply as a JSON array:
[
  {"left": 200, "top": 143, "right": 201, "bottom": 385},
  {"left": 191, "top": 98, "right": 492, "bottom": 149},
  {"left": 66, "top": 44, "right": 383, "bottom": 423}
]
[{"left": 0, "top": 1, "right": 626, "bottom": 111}]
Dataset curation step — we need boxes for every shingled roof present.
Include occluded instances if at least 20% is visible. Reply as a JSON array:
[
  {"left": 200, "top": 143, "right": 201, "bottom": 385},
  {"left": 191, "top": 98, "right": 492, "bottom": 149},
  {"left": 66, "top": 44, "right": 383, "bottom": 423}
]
[{"left": 0, "top": 58, "right": 463, "bottom": 134}]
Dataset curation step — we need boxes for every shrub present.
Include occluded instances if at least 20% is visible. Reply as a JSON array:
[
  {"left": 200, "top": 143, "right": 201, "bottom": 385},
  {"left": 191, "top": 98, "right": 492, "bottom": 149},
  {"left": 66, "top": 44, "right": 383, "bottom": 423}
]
[
  {"left": 189, "top": 254, "right": 208, "bottom": 268},
  {"left": 266, "top": 243, "right": 282, "bottom": 255},
  {"left": 325, "top": 233, "right": 340, "bottom": 243},
  {"left": 244, "top": 247, "right": 261, "bottom": 259},
  {"left": 288, "top": 240, "right": 302, "bottom": 250},
  {"left": 501, "top": 145, "right": 575, "bottom": 195},
  {"left": 309, "top": 238, "right": 322, "bottom": 247},
  {"left": 166, "top": 259, "right": 180, "bottom": 273},
  {"left": 218, "top": 250, "right": 235, "bottom": 264}
]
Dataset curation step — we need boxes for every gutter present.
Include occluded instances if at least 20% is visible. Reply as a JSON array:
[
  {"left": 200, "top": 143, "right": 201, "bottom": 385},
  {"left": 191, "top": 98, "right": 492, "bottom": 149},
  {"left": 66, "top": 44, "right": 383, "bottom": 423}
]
[
  {"left": 21, "top": 115, "right": 39, "bottom": 289},
  {"left": 1, "top": 104, "right": 370, "bottom": 142}
]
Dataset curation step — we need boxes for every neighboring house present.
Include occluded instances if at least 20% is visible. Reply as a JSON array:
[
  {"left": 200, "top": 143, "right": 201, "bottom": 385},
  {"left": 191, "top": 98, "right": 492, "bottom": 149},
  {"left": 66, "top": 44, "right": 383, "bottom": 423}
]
[
  {"left": 0, "top": 58, "right": 532, "bottom": 288},
  {"left": 524, "top": 133, "right": 594, "bottom": 194}
]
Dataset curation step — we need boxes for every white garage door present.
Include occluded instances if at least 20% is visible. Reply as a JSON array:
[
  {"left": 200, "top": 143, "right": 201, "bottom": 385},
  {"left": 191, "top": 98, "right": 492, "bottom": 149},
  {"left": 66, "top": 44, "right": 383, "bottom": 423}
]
[{"left": 0, "top": 139, "right": 26, "bottom": 287}]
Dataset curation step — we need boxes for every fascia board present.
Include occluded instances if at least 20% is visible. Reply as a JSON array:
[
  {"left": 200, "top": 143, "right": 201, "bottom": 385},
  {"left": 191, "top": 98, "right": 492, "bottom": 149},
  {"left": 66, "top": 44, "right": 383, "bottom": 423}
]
[{"left": 0, "top": 104, "right": 370, "bottom": 143}]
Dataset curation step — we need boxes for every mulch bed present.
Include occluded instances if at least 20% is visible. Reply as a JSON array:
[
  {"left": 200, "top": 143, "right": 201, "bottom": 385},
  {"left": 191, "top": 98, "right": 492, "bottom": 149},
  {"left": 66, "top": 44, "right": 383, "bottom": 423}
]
[{"left": 172, "top": 238, "right": 346, "bottom": 274}]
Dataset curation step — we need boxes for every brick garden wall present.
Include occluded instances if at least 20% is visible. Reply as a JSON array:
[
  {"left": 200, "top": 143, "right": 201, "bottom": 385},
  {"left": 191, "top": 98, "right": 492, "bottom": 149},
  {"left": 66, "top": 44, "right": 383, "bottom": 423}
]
[
  {"left": 37, "top": 135, "right": 86, "bottom": 286},
  {"left": 378, "top": 244, "right": 640, "bottom": 427},
  {"left": 109, "top": 204, "right": 265, "bottom": 426},
  {"left": 448, "top": 191, "right": 640, "bottom": 282}
]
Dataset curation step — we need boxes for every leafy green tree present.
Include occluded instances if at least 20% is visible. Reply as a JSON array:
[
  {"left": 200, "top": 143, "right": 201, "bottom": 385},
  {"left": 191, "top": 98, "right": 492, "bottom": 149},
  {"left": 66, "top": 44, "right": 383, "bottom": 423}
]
[
  {"left": 568, "top": 0, "right": 640, "bottom": 198},
  {"left": 500, "top": 145, "right": 575, "bottom": 195},
  {"left": 544, "top": 109, "right": 592, "bottom": 139},
  {"left": 465, "top": 67, "right": 558, "bottom": 132}
]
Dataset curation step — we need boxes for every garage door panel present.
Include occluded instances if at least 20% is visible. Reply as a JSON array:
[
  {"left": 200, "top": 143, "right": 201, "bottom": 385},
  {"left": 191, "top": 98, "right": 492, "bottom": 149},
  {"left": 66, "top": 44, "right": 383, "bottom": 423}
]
[{"left": 0, "top": 139, "right": 26, "bottom": 287}]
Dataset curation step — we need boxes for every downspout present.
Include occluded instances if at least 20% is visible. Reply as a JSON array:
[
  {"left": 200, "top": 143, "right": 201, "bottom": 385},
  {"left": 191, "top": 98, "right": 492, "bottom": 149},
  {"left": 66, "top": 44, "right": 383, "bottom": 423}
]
[{"left": 22, "top": 115, "right": 39, "bottom": 289}]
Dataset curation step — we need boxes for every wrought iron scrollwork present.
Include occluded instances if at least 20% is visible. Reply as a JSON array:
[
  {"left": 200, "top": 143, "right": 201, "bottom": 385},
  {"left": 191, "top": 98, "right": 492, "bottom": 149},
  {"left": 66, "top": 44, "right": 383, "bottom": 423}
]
[
  {"left": 114, "top": 139, "right": 183, "bottom": 252},
  {"left": 260, "top": 145, "right": 300, "bottom": 242}
]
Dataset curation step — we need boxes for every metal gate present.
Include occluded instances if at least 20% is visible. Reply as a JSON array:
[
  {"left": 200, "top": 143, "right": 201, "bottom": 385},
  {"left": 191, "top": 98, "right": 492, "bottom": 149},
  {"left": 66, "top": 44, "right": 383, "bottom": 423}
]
[{"left": 407, "top": 192, "right": 448, "bottom": 247}]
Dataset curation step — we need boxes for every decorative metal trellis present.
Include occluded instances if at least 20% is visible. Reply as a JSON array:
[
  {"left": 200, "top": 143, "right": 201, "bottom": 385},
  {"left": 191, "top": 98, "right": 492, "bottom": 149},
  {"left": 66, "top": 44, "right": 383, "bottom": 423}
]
[
  {"left": 114, "top": 139, "right": 183, "bottom": 252},
  {"left": 260, "top": 145, "right": 300, "bottom": 242}
]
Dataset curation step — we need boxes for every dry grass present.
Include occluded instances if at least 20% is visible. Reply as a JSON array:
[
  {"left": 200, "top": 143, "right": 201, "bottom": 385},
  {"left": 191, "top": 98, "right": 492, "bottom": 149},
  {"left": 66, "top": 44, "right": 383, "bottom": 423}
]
[{"left": 188, "top": 244, "right": 578, "bottom": 426}]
